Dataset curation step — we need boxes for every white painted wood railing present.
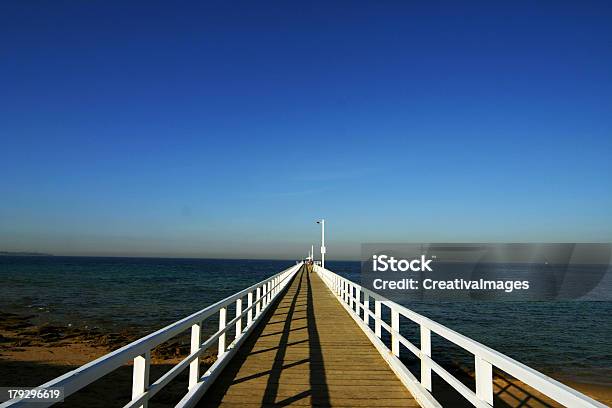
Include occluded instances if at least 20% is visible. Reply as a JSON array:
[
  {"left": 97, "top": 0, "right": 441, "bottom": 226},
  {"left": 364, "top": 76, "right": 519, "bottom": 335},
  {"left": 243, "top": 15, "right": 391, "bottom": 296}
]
[
  {"left": 314, "top": 265, "right": 607, "bottom": 408},
  {"left": 1, "top": 262, "right": 303, "bottom": 408}
]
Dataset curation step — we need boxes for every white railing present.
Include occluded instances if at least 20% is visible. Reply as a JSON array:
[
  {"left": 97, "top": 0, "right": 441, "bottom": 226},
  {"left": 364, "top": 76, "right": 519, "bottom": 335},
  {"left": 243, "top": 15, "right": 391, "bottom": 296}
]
[
  {"left": 1, "top": 262, "right": 303, "bottom": 408},
  {"left": 314, "top": 265, "right": 607, "bottom": 408}
]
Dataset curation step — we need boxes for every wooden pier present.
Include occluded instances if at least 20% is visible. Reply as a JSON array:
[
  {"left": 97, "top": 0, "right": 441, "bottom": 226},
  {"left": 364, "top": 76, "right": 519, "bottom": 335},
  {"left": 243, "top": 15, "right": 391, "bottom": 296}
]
[
  {"left": 2, "top": 261, "right": 607, "bottom": 408},
  {"left": 198, "top": 265, "right": 417, "bottom": 407}
]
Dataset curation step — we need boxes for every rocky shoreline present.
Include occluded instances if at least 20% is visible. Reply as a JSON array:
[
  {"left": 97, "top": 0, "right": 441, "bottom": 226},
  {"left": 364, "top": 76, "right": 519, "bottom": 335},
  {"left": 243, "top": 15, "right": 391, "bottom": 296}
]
[
  {"left": 0, "top": 311, "right": 206, "bottom": 361},
  {"left": 0, "top": 311, "right": 218, "bottom": 406}
]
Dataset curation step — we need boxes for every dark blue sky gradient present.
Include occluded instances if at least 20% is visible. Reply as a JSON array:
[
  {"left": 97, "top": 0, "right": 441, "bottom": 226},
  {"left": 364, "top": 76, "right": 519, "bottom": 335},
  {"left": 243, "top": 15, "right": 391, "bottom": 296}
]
[{"left": 1, "top": 1, "right": 611, "bottom": 259}]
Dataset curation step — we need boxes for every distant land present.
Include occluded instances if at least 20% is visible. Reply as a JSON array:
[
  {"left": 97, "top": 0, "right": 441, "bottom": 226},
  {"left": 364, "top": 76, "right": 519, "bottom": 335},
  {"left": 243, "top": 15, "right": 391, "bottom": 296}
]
[{"left": 0, "top": 251, "right": 54, "bottom": 256}]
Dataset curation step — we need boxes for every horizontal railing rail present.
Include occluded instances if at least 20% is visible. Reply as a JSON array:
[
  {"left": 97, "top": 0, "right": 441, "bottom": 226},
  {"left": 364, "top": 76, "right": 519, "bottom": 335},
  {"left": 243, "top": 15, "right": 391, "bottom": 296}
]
[
  {"left": 1, "top": 262, "right": 303, "bottom": 408},
  {"left": 314, "top": 265, "right": 606, "bottom": 408}
]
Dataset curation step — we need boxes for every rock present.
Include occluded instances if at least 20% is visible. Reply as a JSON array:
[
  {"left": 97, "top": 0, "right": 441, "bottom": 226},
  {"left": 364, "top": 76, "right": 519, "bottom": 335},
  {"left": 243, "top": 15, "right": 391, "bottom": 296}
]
[
  {"left": 152, "top": 341, "right": 189, "bottom": 359},
  {"left": 0, "top": 313, "right": 35, "bottom": 331},
  {"left": 14, "top": 339, "right": 32, "bottom": 347}
]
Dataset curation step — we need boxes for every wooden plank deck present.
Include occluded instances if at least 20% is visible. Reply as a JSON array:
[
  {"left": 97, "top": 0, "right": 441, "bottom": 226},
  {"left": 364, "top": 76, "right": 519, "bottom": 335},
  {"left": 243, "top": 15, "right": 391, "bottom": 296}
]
[{"left": 197, "top": 265, "right": 419, "bottom": 407}]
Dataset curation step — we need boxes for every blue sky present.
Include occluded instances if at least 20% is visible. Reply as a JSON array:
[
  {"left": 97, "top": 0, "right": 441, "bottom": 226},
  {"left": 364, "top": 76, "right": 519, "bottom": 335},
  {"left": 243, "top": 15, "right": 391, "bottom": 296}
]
[{"left": 1, "top": 1, "right": 611, "bottom": 259}]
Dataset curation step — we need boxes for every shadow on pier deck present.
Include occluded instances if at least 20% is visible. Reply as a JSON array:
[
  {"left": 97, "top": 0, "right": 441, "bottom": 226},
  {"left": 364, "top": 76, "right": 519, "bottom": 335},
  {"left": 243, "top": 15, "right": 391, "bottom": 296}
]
[{"left": 197, "top": 265, "right": 418, "bottom": 407}]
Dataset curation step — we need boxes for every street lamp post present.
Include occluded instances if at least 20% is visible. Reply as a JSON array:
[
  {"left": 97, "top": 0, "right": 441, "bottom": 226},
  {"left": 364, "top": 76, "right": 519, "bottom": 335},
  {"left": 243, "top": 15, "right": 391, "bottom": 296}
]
[{"left": 316, "top": 219, "right": 326, "bottom": 269}]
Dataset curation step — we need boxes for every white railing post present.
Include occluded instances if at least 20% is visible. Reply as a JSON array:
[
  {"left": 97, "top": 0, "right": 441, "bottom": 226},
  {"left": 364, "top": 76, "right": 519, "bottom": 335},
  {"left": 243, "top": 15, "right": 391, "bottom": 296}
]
[
  {"left": 247, "top": 291, "right": 253, "bottom": 325},
  {"left": 256, "top": 287, "right": 261, "bottom": 316},
  {"left": 260, "top": 285, "right": 265, "bottom": 309},
  {"left": 131, "top": 351, "right": 151, "bottom": 408},
  {"left": 421, "top": 324, "right": 432, "bottom": 391},
  {"left": 355, "top": 288, "right": 361, "bottom": 317},
  {"left": 218, "top": 307, "right": 227, "bottom": 358},
  {"left": 188, "top": 322, "right": 202, "bottom": 390},
  {"left": 391, "top": 309, "right": 400, "bottom": 357},
  {"left": 475, "top": 355, "right": 494, "bottom": 405},
  {"left": 235, "top": 298, "right": 242, "bottom": 337},
  {"left": 349, "top": 284, "right": 354, "bottom": 310},
  {"left": 343, "top": 281, "right": 348, "bottom": 303},
  {"left": 364, "top": 294, "right": 369, "bottom": 325},
  {"left": 267, "top": 281, "right": 272, "bottom": 303},
  {"left": 346, "top": 282, "right": 350, "bottom": 304},
  {"left": 375, "top": 300, "right": 382, "bottom": 338}
]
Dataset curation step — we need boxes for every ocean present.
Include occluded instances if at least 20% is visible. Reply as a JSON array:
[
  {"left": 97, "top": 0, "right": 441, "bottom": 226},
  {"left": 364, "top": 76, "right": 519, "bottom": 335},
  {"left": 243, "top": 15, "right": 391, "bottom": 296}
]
[{"left": 0, "top": 256, "right": 610, "bottom": 386}]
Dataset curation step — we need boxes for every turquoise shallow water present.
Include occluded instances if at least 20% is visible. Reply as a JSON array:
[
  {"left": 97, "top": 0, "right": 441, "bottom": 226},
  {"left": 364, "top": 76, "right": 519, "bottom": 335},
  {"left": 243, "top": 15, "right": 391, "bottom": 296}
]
[{"left": 0, "top": 256, "right": 610, "bottom": 385}]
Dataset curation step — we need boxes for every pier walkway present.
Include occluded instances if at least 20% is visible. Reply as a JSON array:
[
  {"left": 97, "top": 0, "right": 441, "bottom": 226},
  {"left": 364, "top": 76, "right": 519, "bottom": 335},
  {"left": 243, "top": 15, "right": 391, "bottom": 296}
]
[{"left": 198, "top": 266, "right": 417, "bottom": 407}]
